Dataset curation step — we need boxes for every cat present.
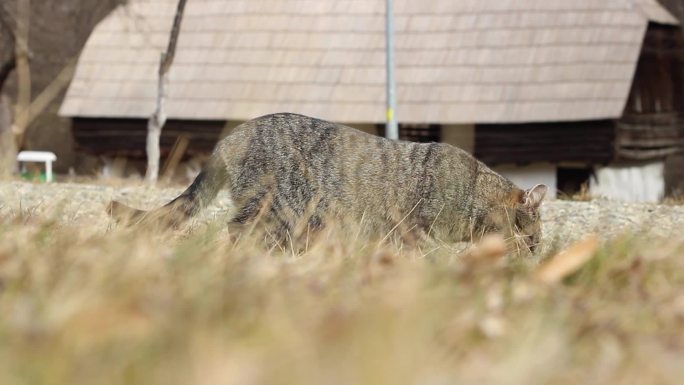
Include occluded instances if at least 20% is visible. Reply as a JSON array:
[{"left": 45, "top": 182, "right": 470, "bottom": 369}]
[{"left": 109, "top": 113, "right": 547, "bottom": 251}]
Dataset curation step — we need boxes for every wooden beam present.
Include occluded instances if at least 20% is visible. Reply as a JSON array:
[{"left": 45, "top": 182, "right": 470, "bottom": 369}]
[{"left": 618, "top": 148, "right": 682, "bottom": 160}]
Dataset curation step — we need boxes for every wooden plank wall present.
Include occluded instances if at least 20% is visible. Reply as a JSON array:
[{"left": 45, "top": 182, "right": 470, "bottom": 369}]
[
  {"left": 72, "top": 118, "right": 226, "bottom": 158},
  {"left": 474, "top": 121, "right": 615, "bottom": 165},
  {"left": 619, "top": 24, "right": 684, "bottom": 161},
  {"left": 617, "top": 114, "right": 684, "bottom": 160},
  {"left": 665, "top": 153, "right": 684, "bottom": 197},
  {"left": 376, "top": 124, "right": 441, "bottom": 143}
]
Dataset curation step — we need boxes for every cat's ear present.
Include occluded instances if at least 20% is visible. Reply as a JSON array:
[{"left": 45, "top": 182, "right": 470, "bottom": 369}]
[{"left": 523, "top": 184, "right": 548, "bottom": 209}]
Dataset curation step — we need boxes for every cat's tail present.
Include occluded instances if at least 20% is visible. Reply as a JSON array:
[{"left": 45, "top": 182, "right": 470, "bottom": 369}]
[{"left": 107, "top": 156, "right": 229, "bottom": 226}]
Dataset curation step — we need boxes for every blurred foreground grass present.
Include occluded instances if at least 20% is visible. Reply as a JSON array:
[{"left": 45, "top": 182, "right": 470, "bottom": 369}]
[{"left": 0, "top": 210, "right": 683, "bottom": 385}]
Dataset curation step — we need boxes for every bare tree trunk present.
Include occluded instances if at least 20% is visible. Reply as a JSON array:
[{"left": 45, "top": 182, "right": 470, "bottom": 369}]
[
  {"left": 146, "top": 0, "right": 187, "bottom": 183},
  {"left": 0, "top": 63, "right": 15, "bottom": 175},
  {"left": 0, "top": 3, "right": 17, "bottom": 89},
  {"left": 146, "top": 64, "right": 167, "bottom": 183},
  {"left": 1, "top": 1, "right": 20, "bottom": 176},
  {"left": 0, "top": 95, "right": 16, "bottom": 177},
  {"left": 13, "top": 0, "right": 31, "bottom": 149}
]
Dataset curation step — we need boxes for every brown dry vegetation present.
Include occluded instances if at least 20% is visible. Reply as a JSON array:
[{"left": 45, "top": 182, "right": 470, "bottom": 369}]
[{"left": 0, "top": 182, "right": 683, "bottom": 385}]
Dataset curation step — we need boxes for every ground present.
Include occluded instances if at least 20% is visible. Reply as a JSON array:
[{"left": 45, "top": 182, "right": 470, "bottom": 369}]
[
  {"left": 2, "top": 181, "right": 682, "bottom": 246},
  {"left": 0, "top": 180, "right": 683, "bottom": 385}
]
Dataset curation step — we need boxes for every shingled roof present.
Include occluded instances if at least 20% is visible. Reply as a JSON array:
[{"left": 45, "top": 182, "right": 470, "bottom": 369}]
[{"left": 59, "top": 0, "right": 678, "bottom": 124}]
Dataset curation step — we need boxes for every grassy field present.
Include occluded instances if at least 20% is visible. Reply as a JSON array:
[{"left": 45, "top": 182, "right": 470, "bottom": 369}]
[{"left": 0, "top": 186, "right": 683, "bottom": 384}]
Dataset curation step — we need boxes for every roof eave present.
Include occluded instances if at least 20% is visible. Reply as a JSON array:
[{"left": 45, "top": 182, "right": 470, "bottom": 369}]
[{"left": 639, "top": 1, "right": 680, "bottom": 25}]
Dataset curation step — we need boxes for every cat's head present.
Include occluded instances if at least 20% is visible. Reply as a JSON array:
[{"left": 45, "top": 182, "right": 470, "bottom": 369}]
[
  {"left": 511, "top": 184, "right": 547, "bottom": 252},
  {"left": 479, "top": 183, "right": 547, "bottom": 253}
]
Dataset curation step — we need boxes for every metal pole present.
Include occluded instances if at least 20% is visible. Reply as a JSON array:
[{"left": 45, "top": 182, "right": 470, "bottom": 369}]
[{"left": 385, "top": 0, "right": 398, "bottom": 140}]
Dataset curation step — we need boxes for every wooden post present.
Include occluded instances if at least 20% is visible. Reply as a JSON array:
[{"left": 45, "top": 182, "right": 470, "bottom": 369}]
[{"left": 146, "top": 0, "right": 188, "bottom": 183}]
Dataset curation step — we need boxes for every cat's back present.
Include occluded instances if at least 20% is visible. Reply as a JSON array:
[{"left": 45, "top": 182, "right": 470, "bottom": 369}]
[
  {"left": 233, "top": 112, "right": 363, "bottom": 138},
  {"left": 223, "top": 113, "right": 387, "bottom": 166}
]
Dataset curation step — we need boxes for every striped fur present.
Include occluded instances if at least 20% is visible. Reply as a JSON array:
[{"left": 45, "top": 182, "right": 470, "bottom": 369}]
[{"left": 110, "top": 113, "right": 547, "bottom": 249}]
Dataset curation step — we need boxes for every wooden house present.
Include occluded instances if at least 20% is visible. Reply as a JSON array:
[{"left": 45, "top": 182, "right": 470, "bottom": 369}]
[{"left": 60, "top": 0, "right": 684, "bottom": 201}]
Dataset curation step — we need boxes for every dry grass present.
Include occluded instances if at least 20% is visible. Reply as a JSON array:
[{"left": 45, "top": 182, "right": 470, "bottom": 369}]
[
  {"left": 0, "top": 208, "right": 683, "bottom": 385},
  {"left": 558, "top": 183, "right": 594, "bottom": 202}
]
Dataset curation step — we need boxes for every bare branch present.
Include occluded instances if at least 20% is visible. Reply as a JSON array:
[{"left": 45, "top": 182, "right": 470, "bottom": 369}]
[
  {"left": 160, "top": 0, "right": 187, "bottom": 75},
  {"left": 146, "top": 0, "right": 188, "bottom": 182}
]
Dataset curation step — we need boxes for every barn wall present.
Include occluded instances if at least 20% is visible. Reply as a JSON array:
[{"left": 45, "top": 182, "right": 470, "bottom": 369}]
[
  {"left": 494, "top": 163, "right": 558, "bottom": 199},
  {"left": 72, "top": 118, "right": 226, "bottom": 158},
  {"left": 590, "top": 162, "right": 665, "bottom": 202},
  {"left": 442, "top": 125, "right": 475, "bottom": 153},
  {"left": 619, "top": 24, "right": 684, "bottom": 161},
  {"left": 349, "top": 124, "right": 380, "bottom": 136},
  {"left": 351, "top": 123, "right": 474, "bottom": 152},
  {"left": 665, "top": 153, "right": 684, "bottom": 197},
  {"left": 475, "top": 121, "right": 615, "bottom": 165}
]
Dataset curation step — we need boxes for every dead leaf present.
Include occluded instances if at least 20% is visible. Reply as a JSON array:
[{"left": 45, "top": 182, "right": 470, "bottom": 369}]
[
  {"left": 534, "top": 235, "right": 599, "bottom": 284},
  {"left": 479, "top": 315, "right": 507, "bottom": 338},
  {"left": 462, "top": 234, "right": 507, "bottom": 265}
]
